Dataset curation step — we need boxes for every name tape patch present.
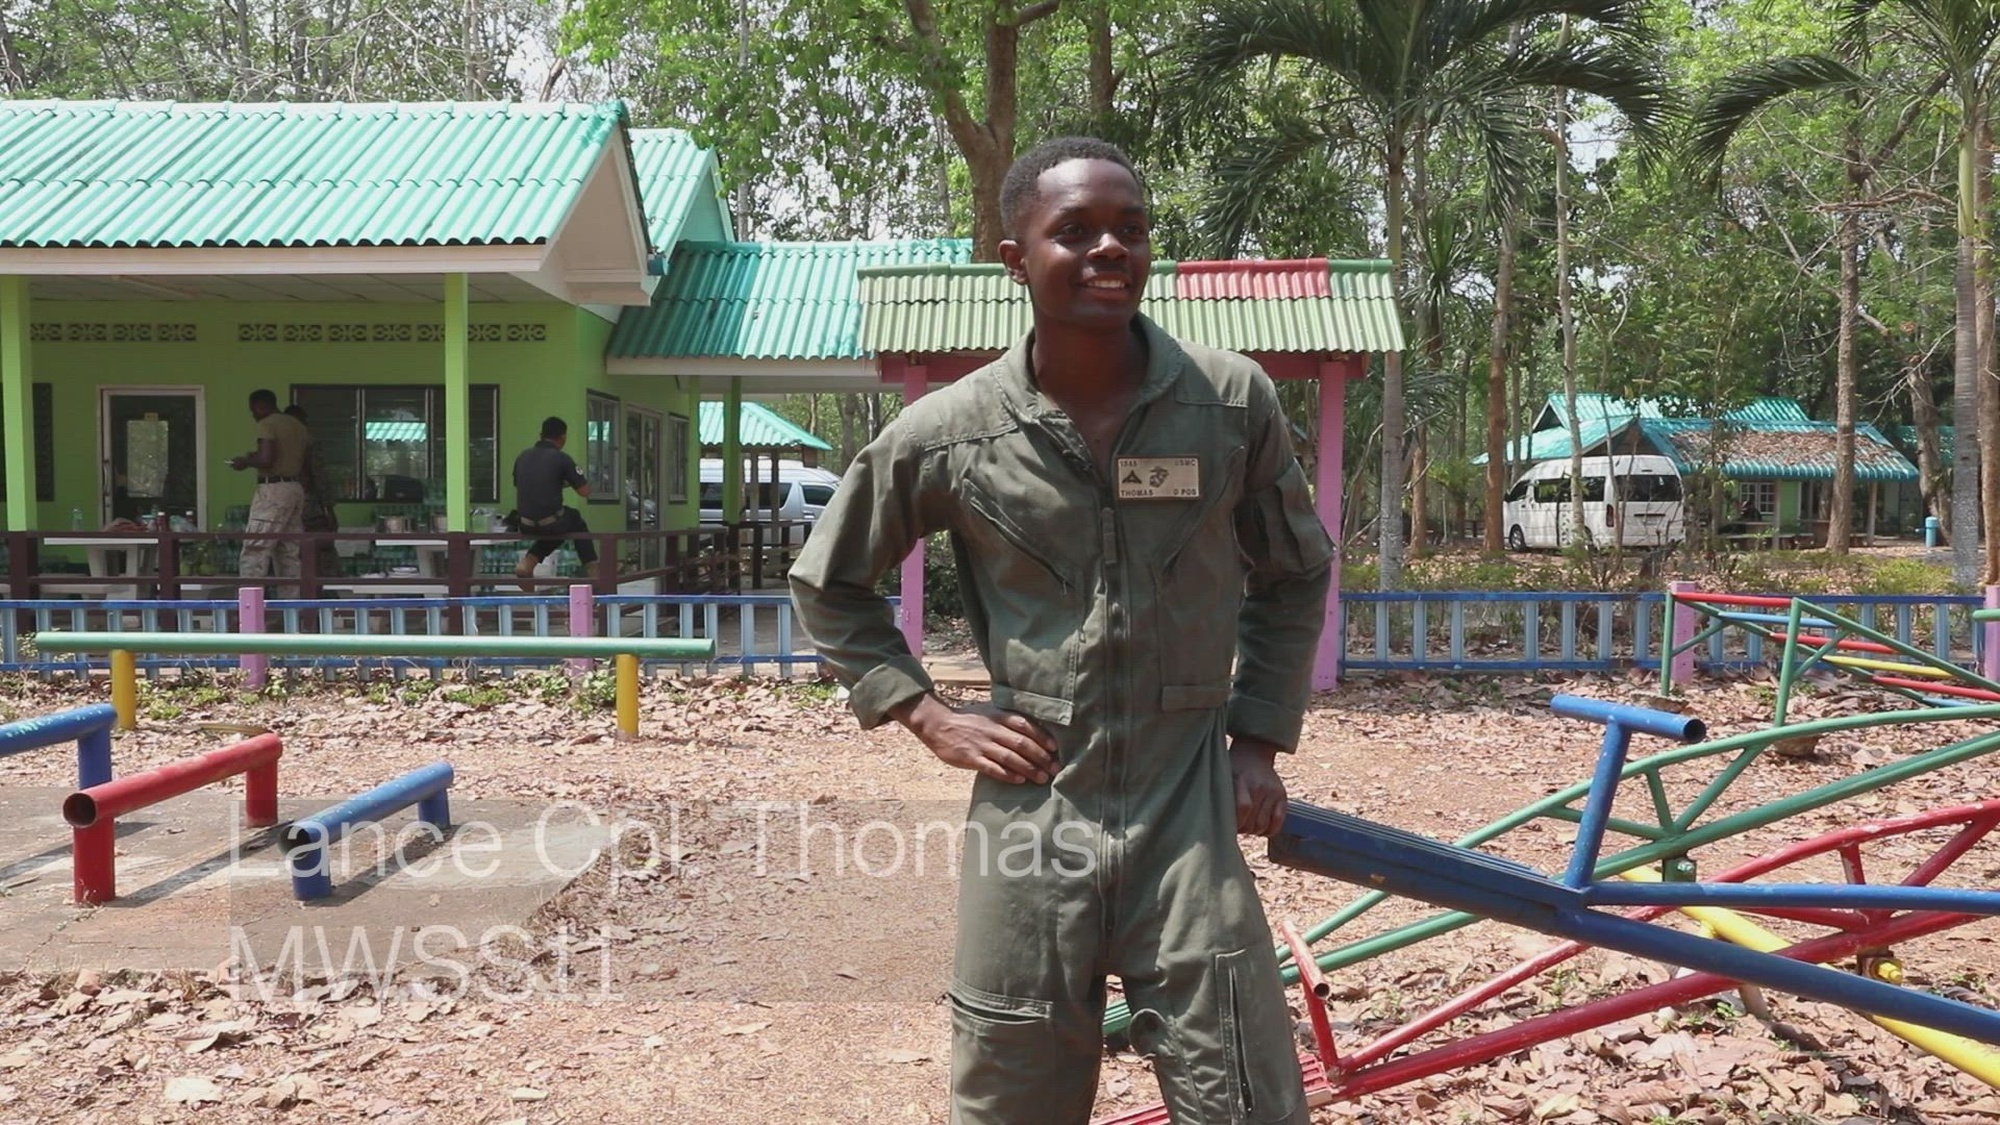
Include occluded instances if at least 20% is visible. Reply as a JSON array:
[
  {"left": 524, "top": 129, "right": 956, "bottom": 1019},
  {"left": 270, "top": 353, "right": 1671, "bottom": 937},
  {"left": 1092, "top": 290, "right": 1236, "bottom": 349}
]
[{"left": 1116, "top": 457, "right": 1200, "bottom": 500}]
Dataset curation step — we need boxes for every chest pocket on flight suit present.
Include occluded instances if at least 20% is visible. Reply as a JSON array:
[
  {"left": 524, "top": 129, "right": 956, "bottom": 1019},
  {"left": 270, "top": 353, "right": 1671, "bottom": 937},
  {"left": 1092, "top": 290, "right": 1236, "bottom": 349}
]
[
  {"left": 957, "top": 473, "right": 1080, "bottom": 727},
  {"left": 1150, "top": 446, "right": 1247, "bottom": 710}
]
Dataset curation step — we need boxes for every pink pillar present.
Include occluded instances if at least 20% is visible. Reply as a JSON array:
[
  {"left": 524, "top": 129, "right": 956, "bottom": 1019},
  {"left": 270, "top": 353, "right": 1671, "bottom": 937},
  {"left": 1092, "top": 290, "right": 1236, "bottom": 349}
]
[
  {"left": 899, "top": 366, "right": 928, "bottom": 658},
  {"left": 569, "top": 584, "right": 595, "bottom": 675},
  {"left": 237, "top": 586, "right": 266, "bottom": 689},
  {"left": 1312, "top": 360, "right": 1349, "bottom": 691},
  {"left": 1984, "top": 585, "right": 2000, "bottom": 682},
  {"left": 1669, "top": 580, "right": 1699, "bottom": 690}
]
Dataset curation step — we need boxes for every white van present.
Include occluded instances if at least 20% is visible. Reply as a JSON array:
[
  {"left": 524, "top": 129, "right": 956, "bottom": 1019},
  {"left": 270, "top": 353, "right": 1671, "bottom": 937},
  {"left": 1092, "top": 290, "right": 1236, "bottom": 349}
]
[
  {"left": 697, "top": 459, "right": 840, "bottom": 546},
  {"left": 1501, "top": 455, "right": 1685, "bottom": 550}
]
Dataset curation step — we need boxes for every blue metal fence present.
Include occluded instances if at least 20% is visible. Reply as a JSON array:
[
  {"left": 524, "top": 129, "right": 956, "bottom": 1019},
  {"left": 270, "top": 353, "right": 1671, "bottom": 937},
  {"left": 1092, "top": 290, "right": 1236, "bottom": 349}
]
[
  {"left": 0, "top": 589, "right": 1977, "bottom": 681},
  {"left": 1340, "top": 591, "right": 1985, "bottom": 676},
  {"left": 0, "top": 592, "right": 861, "bottom": 681}
]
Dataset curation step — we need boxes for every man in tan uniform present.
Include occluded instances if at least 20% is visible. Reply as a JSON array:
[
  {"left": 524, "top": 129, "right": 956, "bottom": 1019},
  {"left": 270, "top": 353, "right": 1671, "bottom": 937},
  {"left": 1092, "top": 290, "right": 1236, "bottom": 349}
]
[
  {"left": 789, "top": 138, "right": 1333, "bottom": 1123},
  {"left": 230, "top": 388, "right": 309, "bottom": 598}
]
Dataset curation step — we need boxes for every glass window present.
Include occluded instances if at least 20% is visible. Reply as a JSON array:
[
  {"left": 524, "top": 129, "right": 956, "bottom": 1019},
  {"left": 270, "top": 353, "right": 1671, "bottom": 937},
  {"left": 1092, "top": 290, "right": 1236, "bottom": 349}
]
[
  {"left": 1618, "top": 474, "right": 1683, "bottom": 502},
  {"left": 585, "top": 392, "right": 619, "bottom": 500},
  {"left": 801, "top": 484, "right": 835, "bottom": 507},
  {"left": 288, "top": 384, "right": 500, "bottom": 502},
  {"left": 667, "top": 414, "right": 690, "bottom": 503},
  {"left": 0, "top": 383, "right": 57, "bottom": 502}
]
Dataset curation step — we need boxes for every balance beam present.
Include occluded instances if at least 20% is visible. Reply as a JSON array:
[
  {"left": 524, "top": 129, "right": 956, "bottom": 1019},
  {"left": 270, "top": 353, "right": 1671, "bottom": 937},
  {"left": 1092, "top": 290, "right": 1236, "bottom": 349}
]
[
  {"left": 64, "top": 733, "right": 282, "bottom": 904},
  {"left": 0, "top": 704, "right": 116, "bottom": 788},
  {"left": 32, "top": 631, "right": 719, "bottom": 738},
  {"left": 285, "top": 761, "right": 453, "bottom": 901}
]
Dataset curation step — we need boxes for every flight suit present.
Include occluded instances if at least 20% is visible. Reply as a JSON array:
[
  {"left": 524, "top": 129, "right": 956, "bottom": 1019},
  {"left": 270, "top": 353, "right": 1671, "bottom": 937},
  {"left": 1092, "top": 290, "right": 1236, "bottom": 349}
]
[{"left": 788, "top": 315, "right": 1334, "bottom": 1124}]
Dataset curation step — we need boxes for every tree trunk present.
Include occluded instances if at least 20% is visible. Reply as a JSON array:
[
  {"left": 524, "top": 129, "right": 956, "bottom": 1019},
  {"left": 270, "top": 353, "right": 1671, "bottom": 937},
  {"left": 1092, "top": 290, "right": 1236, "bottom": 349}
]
[
  {"left": 1484, "top": 210, "right": 1519, "bottom": 554},
  {"left": 1980, "top": 119, "right": 1999, "bottom": 583},
  {"left": 1087, "top": 0, "right": 1115, "bottom": 134},
  {"left": 1377, "top": 142, "right": 1408, "bottom": 589},
  {"left": 1909, "top": 354, "right": 1945, "bottom": 532},
  {"left": 1555, "top": 85, "right": 1585, "bottom": 549},
  {"left": 1952, "top": 117, "right": 1982, "bottom": 586},
  {"left": 1829, "top": 121, "right": 1862, "bottom": 557}
]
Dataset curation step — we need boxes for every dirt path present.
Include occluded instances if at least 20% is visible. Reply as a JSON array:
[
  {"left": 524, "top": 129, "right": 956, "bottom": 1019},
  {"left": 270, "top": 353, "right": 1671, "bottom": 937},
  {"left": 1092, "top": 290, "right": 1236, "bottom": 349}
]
[{"left": 0, "top": 667, "right": 1994, "bottom": 1124}]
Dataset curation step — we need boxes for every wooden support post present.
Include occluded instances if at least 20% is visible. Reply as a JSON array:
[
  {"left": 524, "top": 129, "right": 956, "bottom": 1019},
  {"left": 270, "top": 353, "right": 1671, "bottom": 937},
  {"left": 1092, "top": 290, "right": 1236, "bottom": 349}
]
[
  {"left": 443, "top": 273, "right": 469, "bottom": 533},
  {"left": 0, "top": 277, "right": 30, "bottom": 533},
  {"left": 899, "top": 365, "right": 928, "bottom": 659},
  {"left": 110, "top": 650, "right": 136, "bottom": 731},
  {"left": 1312, "top": 358, "right": 1352, "bottom": 690},
  {"left": 237, "top": 586, "right": 267, "bottom": 689}
]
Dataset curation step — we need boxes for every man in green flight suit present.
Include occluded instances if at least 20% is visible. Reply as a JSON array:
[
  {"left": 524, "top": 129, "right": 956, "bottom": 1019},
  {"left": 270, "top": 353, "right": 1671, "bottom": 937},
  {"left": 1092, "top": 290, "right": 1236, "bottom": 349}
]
[{"left": 788, "top": 136, "right": 1335, "bottom": 1124}]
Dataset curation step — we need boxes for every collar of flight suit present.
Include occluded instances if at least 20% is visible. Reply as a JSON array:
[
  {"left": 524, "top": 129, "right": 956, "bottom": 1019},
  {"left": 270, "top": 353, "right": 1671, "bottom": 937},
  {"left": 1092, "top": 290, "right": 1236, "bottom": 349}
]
[{"left": 988, "top": 312, "right": 1190, "bottom": 428}]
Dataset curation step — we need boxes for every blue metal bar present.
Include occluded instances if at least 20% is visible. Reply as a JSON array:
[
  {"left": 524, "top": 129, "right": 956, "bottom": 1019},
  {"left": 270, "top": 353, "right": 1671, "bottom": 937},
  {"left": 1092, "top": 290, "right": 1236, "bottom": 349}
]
[
  {"left": 1273, "top": 802, "right": 2000, "bottom": 1045},
  {"left": 0, "top": 704, "right": 116, "bottom": 788},
  {"left": 285, "top": 761, "right": 454, "bottom": 901},
  {"left": 1548, "top": 696, "right": 1707, "bottom": 889},
  {"left": 1583, "top": 881, "right": 2000, "bottom": 913}
]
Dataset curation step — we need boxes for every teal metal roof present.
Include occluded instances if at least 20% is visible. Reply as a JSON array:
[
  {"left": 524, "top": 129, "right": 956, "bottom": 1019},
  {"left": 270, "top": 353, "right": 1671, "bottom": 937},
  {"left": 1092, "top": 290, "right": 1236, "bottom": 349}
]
[
  {"left": 1894, "top": 424, "right": 1953, "bottom": 458},
  {"left": 1642, "top": 419, "right": 1918, "bottom": 482},
  {"left": 1469, "top": 417, "right": 1632, "bottom": 465},
  {"left": 698, "top": 400, "right": 831, "bottom": 450},
  {"left": 608, "top": 239, "right": 972, "bottom": 360},
  {"left": 858, "top": 259, "right": 1404, "bottom": 354},
  {"left": 0, "top": 100, "right": 628, "bottom": 248},
  {"left": 1539, "top": 394, "right": 1811, "bottom": 430},
  {"left": 628, "top": 129, "right": 728, "bottom": 252}
]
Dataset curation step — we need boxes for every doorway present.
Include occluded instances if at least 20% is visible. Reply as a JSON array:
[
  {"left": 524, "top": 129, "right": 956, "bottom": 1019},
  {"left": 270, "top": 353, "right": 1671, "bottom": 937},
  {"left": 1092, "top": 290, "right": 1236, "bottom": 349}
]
[
  {"left": 625, "top": 406, "right": 664, "bottom": 570},
  {"left": 100, "top": 388, "right": 206, "bottom": 527}
]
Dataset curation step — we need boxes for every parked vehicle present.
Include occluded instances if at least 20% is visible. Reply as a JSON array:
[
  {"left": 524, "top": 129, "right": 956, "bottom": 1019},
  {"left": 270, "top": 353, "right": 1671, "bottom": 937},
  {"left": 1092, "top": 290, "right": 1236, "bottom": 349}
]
[
  {"left": 1501, "top": 455, "right": 1685, "bottom": 550},
  {"left": 697, "top": 459, "right": 839, "bottom": 547}
]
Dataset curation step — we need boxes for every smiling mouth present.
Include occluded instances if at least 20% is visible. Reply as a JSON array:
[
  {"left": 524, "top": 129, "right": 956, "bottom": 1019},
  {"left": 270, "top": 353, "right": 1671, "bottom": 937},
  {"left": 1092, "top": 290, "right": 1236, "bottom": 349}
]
[{"left": 1082, "top": 278, "right": 1129, "bottom": 290}]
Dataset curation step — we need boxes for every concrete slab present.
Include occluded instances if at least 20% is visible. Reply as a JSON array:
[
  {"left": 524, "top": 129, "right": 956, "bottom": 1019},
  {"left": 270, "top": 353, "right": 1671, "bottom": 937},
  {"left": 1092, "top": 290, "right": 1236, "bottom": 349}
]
[{"left": 0, "top": 787, "right": 612, "bottom": 977}]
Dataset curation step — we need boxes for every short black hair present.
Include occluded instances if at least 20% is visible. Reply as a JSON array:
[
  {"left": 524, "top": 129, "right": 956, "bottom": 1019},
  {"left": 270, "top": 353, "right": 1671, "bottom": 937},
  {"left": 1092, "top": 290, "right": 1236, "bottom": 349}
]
[
  {"left": 999, "top": 136, "right": 1144, "bottom": 240},
  {"left": 541, "top": 416, "right": 568, "bottom": 440},
  {"left": 249, "top": 389, "right": 278, "bottom": 410}
]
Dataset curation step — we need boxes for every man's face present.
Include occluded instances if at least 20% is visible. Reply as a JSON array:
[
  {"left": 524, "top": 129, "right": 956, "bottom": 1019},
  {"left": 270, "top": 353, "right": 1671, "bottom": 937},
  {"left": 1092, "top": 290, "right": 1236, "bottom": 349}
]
[
  {"left": 249, "top": 401, "right": 271, "bottom": 420},
  {"left": 999, "top": 158, "right": 1151, "bottom": 331}
]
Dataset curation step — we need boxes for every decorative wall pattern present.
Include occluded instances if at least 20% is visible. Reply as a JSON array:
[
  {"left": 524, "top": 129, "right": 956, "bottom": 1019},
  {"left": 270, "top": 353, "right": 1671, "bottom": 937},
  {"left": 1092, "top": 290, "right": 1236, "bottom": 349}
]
[
  {"left": 234, "top": 322, "right": 549, "bottom": 344},
  {"left": 29, "top": 323, "right": 198, "bottom": 343}
]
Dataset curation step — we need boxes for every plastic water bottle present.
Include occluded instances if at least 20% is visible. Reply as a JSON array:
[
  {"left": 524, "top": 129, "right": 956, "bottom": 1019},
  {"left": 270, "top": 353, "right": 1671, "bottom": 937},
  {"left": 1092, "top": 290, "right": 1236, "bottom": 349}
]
[{"left": 69, "top": 507, "right": 83, "bottom": 530}]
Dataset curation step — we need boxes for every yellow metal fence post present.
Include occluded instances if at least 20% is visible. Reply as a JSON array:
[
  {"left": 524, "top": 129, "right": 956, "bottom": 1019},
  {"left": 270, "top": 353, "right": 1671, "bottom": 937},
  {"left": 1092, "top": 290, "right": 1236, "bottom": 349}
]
[
  {"left": 110, "top": 650, "right": 137, "bottom": 731},
  {"left": 616, "top": 653, "right": 639, "bottom": 738}
]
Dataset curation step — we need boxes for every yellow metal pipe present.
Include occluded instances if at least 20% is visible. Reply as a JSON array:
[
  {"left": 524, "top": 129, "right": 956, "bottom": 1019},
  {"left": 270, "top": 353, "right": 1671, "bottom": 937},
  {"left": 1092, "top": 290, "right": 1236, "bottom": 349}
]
[
  {"left": 1621, "top": 868, "right": 2000, "bottom": 1086},
  {"left": 1822, "top": 654, "right": 1954, "bottom": 679},
  {"left": 109, "top": 649, "right": 136, "bottom": 731},
  {"left": 616, "top": 653, "right": 639, "bottom": 738}
]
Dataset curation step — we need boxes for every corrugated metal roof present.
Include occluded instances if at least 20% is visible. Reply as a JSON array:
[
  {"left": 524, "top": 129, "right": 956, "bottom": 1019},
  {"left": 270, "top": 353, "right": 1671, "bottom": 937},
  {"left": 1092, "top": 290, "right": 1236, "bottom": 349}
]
[
  {"left": 1469, "top": 418, "right": 1632, "bottom": 465},
  {"left": 1642, "top": 419, "right": 1918, "bottom": 482},
  {"left": 698, "top": 400, "right": 831, "bottom": 450},
  {"left": 1541, "top": 393, "right": 1811, "bottom": 429},
  {"left": 1894, "top": 424, "right": 1954, "bottom": 458},
  {"left": 0, "top": 100, "right": 626, "bottom": 248},
  {"left": 628, "top": 129, "right": 723, "bottom": 253},
  {"left": 858, "top": 259, "right": 1403, "bottom": 354},
  {"left": 608, "top": 239, "right": 972, "bottom": 359}
]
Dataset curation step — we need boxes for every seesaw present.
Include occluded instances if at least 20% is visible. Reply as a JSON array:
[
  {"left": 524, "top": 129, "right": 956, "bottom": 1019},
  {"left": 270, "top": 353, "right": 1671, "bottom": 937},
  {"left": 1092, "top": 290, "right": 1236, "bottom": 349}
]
[{"left": 1091, "top": 696, "right": 2000, "bottom": 1123}]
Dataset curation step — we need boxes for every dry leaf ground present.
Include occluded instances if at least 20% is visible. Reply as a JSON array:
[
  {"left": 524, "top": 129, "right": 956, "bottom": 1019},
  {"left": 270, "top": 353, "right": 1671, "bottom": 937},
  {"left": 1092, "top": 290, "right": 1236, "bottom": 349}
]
[{"left": 0, "top": 663, "right": 1993, "bottom": 1124}]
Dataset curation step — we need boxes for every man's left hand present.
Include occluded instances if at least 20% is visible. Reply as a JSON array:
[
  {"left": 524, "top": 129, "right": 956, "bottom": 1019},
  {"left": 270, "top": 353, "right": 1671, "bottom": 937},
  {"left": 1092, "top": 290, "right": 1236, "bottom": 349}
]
[
  {"left": 228, "top": 456, "right": 248, "bottom": 472},
  {"left": 1229, "top": 737, "right": 1288, "bottom": 837}
]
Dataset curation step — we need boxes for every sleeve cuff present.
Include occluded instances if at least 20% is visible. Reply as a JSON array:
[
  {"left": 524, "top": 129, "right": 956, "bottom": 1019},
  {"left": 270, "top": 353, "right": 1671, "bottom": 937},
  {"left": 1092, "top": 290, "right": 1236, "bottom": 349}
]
[
  {"left": 1226, "top": 692, "right": 1304, "bottom": 752},
  {"left": 849, "top": 656, "right": 937, "bottom": 729}
]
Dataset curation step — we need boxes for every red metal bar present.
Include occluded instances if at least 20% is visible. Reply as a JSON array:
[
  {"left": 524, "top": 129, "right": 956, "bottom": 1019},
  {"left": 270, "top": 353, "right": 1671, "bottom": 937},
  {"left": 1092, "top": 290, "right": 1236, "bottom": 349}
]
[
  {"left": 1875, "top": 675, "right": 2000, "bottom": 702},
  {"left": 1671, "top": 592, "right": 1796, "bottom": 608},
  {"left": 1791, "top": 633, "right": 1899, "bottom": 656},
  {"left": 66, "top": 734, "right": 282, "bottom": 905},
  {"left": 1279, "top": 921, "right": 1339, "bottom": 1069},
  {"left": 1341, "top": 800, "right": 2000, "bottom": 1072},
  {"left": 1331, "top": 908, "right": 1977, "bottom": 1099}
]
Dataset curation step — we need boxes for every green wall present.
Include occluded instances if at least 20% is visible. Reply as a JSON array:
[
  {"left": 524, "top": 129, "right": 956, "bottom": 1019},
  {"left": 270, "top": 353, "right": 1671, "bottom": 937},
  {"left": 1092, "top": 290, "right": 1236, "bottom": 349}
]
[{"left": 5, "top": 298, "right": 696, "bottom": 537}]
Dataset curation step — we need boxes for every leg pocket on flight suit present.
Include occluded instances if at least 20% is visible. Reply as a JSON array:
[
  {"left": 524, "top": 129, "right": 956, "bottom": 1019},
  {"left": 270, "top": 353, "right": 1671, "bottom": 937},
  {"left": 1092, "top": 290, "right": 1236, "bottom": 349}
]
[
  {"left": 1215, "top": 948, "right": 1307, "bottom": 1124},
  {"left": 947, "top": 983, "right": 1097, "bottom": 1124}
]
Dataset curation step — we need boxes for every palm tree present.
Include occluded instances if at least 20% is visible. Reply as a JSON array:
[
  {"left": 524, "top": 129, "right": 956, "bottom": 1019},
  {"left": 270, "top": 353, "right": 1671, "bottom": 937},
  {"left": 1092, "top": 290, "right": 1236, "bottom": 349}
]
[
  {"left": 1844, "top": 0, "right": 2000, "bottom": 585},
  {"left": 1688, "top": 56, "right": 1874, "bottom": 558},
  {"left": 1168, "top": 0, "right": 1668, "bottom": 589}
]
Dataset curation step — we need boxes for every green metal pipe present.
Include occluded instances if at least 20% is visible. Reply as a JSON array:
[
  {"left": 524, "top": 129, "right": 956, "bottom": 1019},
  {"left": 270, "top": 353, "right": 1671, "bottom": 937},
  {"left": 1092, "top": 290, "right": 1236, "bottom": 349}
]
[{"left": 33, "top": 631, "right": 717, "bottom": 661}]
